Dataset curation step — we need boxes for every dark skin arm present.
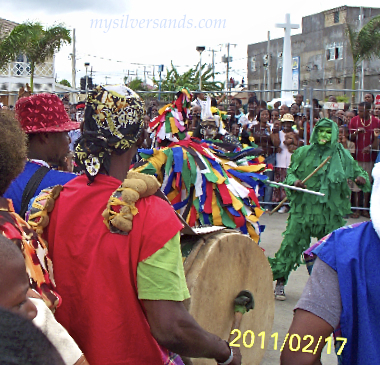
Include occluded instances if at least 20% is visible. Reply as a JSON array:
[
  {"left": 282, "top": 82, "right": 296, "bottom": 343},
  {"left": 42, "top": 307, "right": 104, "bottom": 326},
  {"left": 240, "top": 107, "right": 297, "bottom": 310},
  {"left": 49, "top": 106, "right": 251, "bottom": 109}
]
[
  {"left": 373, "top": 128, "right": 380, "bottom": 150},
  {"left": 217, "top": 94, "right": 226, "bottom": 105},
  {"left": 298, "top": 118, "right": 305, "bottom": 138},
  {"left": 281, "top": 309, "right": 333, "bottom": 365},
  {"left": 355, "top": 176, "right": 366, "bottom": 185},
  {"left": 294, "top": 180, "right": 307, "bottom": 189},
  {"left": 142, "top": 300, "right": 241, "bottom": 364},
  {"left": 349, "top": 127, "right": 365, "bottom": 141},
  {"left": 271, "top": 122, "right": 281, "bottom": 147}
]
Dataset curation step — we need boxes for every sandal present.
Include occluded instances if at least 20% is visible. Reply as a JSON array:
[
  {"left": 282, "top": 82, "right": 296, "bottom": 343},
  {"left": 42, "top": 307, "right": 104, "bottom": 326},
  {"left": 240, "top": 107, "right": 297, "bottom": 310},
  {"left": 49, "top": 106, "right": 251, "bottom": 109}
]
[{"left": 362, "top": 210, "right": 370, "bottom": 218}]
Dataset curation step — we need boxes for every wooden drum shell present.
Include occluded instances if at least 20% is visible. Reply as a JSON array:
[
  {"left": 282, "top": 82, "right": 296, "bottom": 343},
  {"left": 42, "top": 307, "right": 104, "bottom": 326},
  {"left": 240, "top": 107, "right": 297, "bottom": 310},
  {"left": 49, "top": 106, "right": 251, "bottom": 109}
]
[{"left": 183, "top": 230, "right": 274, "bottom": 365}]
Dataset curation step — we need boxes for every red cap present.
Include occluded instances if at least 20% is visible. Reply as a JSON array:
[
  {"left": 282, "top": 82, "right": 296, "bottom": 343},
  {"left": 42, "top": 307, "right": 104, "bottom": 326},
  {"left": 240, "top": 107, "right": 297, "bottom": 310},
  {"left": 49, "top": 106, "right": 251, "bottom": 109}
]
[
  {"left": 76, "top": 102, "right": 85, "bottom": 110},
  {"left": 16, "top": 93, "right": 80, "bottom": 134}
]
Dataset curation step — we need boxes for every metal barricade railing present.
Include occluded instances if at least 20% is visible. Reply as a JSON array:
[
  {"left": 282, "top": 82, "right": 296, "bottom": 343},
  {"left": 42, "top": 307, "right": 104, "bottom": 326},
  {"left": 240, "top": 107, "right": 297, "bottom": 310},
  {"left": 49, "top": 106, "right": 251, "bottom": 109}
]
[{"left": 1, "top": 86, "right": 378, "bottom": 213}]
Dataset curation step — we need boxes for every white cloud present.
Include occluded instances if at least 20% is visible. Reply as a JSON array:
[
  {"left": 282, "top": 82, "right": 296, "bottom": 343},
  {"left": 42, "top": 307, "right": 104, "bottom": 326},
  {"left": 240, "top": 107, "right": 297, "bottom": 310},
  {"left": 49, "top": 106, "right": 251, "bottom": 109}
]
[
  {"left": 1, "top": 0, "right": 130, "bottom": 15},
  {"left": 2, "top": 0, "right": 380, "bottom": 88}
]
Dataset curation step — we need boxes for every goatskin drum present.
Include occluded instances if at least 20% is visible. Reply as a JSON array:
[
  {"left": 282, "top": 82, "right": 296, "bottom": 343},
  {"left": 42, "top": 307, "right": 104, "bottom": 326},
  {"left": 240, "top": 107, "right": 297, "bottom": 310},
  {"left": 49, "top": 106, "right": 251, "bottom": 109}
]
[{"left": 182, "top": 230, "right": 274, "bottom": 365}]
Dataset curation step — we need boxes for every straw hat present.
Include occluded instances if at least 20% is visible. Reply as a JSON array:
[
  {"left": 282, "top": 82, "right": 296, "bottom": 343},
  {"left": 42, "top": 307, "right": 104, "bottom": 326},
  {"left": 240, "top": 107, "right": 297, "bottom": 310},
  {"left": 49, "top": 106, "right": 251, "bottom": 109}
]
[{"left": 281, "top": 113, "right": 294, "bottom": 123}]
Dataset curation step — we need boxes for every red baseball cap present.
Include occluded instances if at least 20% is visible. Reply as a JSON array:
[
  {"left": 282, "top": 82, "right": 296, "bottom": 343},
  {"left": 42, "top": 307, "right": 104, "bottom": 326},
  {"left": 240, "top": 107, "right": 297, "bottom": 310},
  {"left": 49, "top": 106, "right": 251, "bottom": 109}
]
[{"left": 16, "top": 93, "right": 80, "bottom": 134}]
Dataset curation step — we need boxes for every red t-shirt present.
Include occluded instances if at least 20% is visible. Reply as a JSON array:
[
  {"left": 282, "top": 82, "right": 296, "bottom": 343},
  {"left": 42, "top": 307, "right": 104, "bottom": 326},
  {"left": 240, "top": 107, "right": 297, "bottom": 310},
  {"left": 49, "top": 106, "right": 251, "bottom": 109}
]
[
  {"left": 45, "top": 174, "right": 183, "bottom": 365},
  {"left": 349, "top": 116, "right": 380, "bottom": 162}
]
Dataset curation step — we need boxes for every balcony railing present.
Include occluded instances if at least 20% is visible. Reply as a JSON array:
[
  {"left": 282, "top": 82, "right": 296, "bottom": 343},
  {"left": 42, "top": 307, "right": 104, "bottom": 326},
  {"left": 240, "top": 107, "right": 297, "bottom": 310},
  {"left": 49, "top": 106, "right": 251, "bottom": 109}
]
[{"left": 0, "top": 61, "right": 54, "bottom": 78}]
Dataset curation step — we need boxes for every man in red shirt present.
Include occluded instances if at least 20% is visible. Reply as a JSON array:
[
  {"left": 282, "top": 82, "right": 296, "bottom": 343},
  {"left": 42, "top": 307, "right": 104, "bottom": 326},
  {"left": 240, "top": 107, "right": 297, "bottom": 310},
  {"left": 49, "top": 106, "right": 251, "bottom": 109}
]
[
  {"left": 349, "top": 101, "right": 379, "bottom": 216},
  {"left": 40, "top": 85, "right": 241, "bottom": 365}
]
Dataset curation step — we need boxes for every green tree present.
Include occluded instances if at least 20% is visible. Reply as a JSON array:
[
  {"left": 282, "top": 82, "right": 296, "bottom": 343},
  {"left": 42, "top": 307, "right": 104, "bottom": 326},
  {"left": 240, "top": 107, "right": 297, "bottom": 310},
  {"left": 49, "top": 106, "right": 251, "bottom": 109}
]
[
  {"left": 126, "top": 78, "right": 149, "bottom": 91},
  {"left": 152, "top": 62, "right": 223, "bottom": 101},
  {"left": 58, "top": 79, "right": 71, "bottom": 88},
  {"left": 0, "top": 22, "right": 71, "bottom": 92},
  {"left": 346, "top": 15, "right": 380, "bottom": 105}
]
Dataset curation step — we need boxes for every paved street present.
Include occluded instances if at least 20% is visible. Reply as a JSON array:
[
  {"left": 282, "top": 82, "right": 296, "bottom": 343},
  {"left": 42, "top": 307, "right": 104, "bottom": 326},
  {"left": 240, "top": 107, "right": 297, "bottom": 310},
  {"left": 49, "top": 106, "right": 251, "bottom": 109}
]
[{"left": 258, "top": 211, "right": 369, "bottom": 365}]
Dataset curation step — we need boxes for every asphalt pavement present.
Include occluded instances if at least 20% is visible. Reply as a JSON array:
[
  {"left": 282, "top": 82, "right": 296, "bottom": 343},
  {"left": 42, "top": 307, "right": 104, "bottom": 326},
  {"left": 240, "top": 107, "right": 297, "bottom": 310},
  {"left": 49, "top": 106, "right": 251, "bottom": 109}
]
[{"left": 258, "top": 210, "right": 369, "bottom": 365}]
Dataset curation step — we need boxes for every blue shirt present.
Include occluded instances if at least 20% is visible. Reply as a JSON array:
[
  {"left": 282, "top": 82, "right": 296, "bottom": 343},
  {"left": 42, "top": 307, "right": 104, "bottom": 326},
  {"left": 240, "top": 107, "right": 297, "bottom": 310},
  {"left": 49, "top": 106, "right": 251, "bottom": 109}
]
[
  {"left": 312, "top": 221, "right": 380, "bottom": 365},
  {"left": 4, "top": 161, "right": 76, "bottom": 215}
]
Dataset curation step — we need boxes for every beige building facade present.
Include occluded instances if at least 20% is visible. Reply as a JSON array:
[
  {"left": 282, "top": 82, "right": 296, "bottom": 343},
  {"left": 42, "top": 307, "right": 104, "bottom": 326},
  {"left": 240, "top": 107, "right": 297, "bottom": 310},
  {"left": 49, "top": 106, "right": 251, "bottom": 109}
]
[{"left": 247, "top": 6, "right": 380, "bottom": 102}]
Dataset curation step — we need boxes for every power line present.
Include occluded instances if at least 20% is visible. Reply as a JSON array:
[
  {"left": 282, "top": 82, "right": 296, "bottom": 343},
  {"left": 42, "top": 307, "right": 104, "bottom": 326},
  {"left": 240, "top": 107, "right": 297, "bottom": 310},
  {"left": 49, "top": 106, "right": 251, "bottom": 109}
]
[
  {"left": 80, "top": 53, "right": 197, "bottom": 69},
  {"left": 78, "top": 52, "right": 250, "bottom": 69}
]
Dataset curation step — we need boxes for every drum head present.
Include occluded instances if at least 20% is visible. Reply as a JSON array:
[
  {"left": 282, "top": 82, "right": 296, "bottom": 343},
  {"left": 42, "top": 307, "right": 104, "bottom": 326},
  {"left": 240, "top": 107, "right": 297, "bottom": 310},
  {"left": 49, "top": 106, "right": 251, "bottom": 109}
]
[{"left": 184, "top": 231, "right": 274, "bottom": 365}]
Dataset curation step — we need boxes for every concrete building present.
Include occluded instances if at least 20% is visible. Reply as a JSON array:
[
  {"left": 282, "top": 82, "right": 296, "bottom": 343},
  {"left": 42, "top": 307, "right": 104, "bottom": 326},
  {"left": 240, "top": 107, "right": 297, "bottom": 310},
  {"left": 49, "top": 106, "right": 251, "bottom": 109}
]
[
  {"left": 0, "top": 17, "right": 57, "bottom": 107},
  {"left": 247, "top": 6, "right": 380, "bottom": 102}
]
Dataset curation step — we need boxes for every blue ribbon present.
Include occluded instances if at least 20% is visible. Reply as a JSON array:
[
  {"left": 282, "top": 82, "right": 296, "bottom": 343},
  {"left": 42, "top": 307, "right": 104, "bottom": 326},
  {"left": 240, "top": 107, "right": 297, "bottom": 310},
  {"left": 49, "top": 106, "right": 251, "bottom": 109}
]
[{"left": 172, "top": 147, "right": 184, "bottom": 173}]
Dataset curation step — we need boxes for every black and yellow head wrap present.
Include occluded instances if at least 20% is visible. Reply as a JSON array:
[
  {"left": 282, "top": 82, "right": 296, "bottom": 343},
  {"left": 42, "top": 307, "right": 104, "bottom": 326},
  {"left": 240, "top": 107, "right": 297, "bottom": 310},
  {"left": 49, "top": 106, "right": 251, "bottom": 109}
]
[{"left": 75, "top": 85, "right": 145, "bottom": 182}]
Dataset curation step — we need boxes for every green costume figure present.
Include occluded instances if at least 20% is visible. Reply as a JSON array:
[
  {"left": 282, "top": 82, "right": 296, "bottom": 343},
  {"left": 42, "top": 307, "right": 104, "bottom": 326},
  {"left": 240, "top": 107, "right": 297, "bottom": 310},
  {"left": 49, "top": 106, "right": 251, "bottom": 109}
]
[{"left": 269, "top": 119, "right": 371, "bottom": 300}]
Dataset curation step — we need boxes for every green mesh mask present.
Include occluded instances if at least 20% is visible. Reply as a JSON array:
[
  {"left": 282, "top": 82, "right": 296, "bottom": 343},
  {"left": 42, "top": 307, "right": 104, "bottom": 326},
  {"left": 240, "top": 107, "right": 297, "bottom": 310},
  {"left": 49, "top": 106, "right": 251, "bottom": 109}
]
[{"left": 317, "top": 127, "right": 332, "bottom": 145}]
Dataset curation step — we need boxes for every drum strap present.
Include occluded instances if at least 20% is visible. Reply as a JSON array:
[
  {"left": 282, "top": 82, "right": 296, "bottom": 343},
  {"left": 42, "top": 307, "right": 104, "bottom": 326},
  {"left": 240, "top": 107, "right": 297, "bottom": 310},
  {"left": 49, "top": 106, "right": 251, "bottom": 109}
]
[{"left": 20, "top": 166, "right": 50, "bottom": 218}]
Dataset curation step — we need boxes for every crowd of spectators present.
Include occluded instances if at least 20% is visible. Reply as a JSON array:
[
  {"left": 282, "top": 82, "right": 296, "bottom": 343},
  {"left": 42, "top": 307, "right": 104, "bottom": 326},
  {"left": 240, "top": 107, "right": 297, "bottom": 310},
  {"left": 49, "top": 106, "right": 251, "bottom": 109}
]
[
  {"left": 2, "top": 89, "right": 379, "bottom": 216},
  {"left": 141, "top": 91, "right": 378, "bottom": 215}
]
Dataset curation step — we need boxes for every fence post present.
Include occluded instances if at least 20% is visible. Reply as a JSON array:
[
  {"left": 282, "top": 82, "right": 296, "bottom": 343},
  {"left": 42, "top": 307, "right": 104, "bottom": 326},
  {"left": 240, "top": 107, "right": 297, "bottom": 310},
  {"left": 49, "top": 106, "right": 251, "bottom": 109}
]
[{"left": 309, "top": 87, "right": 314, "bottom": 141}]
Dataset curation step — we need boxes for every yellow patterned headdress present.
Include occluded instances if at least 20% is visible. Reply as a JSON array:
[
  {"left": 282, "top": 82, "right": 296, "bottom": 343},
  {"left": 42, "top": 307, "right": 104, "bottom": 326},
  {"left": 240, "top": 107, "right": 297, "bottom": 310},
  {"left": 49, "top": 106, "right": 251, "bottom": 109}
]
[{"left": 75, "top": 85, "right": 145, "bottom": 182}]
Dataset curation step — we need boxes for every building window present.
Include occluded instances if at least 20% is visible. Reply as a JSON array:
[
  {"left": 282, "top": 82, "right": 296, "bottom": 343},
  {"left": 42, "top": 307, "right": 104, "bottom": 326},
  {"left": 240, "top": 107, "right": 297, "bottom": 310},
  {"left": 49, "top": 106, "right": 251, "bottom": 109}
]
[
  {"left": 326, "top": 45, "right": 335, "bottom": 61},
  {"left": 250, "top": 57, "right": 256, "bottom": 72},
  {"left": 334, "top": 11, "right": 339, "bottom": 23},
  {"left": 263, "top": 54, "right": 268, "bottom": 68},
  {"left": 326, "top": 43, "right": 343, "bottom": 61},
  {"left": 336, "top": 43, "right": 343, "bottom": 59},
  {"left": 16, "top": 54, "right": 24, "bottom": 62},
  {"left": 278, "top": 52, "right": 283, "bottom": 69}
]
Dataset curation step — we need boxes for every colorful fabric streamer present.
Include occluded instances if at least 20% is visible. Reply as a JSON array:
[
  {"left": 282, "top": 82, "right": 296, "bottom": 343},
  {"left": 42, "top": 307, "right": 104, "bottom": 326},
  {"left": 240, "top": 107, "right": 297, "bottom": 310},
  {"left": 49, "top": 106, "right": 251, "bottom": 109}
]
[
  {"left": 134, "top": 138, "right": 270, "bottom": 243},
  {"left": 149, "top": 88, "right": 192, "bottom": 143}
]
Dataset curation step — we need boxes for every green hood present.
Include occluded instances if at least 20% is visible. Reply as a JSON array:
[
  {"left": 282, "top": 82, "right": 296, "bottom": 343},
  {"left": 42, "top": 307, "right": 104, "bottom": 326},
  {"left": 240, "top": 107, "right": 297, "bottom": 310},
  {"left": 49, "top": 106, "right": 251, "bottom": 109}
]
[
  {"left": 309, "top": 118, "right": 339, "bottom": 145},
  {"left": 284, "top": 117, "right": 370, "bottom": 205}
]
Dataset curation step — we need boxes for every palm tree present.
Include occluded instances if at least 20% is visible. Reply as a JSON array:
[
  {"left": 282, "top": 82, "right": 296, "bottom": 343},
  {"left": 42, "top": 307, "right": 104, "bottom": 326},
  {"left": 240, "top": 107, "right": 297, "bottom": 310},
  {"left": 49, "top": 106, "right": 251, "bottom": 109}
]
[
  {"left": 346, "top": 15, "right": 380, "bottom": 106},
  {"left": 0, "top": 22, "right": 71, "bottom": 92},
  {"left": 152, "top": 62, "right": 223, "bottom": 101}
]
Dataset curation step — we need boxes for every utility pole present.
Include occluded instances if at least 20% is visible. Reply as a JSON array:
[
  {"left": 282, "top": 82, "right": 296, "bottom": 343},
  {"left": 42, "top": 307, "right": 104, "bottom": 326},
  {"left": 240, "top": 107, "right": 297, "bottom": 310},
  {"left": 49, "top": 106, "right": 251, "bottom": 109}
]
[
  {"left": 221, "top": 43, "right": 236, "bottom": 91},
  {"left": 105, "top": 76, "right": 110, "bottom": 84},
  {"left": 222, "top": 43, "right": 237, "bottom": 90},
  {"left": 158, "top": 65, "right": 164, "bottom": 101},
  {"left": 207, "top": 48, "right": 217, "bottom": 81},
  {"left": 71, "top": 28, "right": 76, "bottom": 102},
  {"left": 267, "top": 31, "right": 271, "bottom": 101},
  {"left": 227, "top": 43, "right": 230, "bottom": 91},
  {"left": 84, "top": 62, "right": 90, "bottom": 97},
  {"left": 360, "top": 6, "right": 364, "bottom": 104},
  {"left": 144, "top": 66, "right": 147, "bottom": 85},
  {"left": 196, "top": 46, "right": 205, "bottom": 90}
]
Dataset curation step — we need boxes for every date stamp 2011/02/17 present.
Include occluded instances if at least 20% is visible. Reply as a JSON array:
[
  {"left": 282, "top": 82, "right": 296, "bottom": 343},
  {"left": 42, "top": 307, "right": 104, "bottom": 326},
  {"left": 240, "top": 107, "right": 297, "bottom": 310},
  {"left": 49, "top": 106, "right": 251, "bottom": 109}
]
[{"left": 229, "top": 329, "right": 347, "bottom": 355}]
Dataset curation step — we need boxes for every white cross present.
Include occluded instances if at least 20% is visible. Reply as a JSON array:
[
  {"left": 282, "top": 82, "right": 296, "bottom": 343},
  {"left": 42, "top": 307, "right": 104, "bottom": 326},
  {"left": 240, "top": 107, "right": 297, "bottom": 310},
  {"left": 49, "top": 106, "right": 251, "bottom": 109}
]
[
  {"left": 275, "top": 14, "right": 300, "bottom": 102},
  {"left": 275, "top": 13, "right": 299, "bottom": 35}
]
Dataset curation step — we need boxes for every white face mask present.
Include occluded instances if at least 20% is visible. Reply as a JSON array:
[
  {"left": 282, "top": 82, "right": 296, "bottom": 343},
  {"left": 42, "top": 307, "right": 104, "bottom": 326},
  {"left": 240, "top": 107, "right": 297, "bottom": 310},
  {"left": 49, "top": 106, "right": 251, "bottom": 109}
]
[{"left": 371, "top": 163, "right": 380, "bottom": 238}]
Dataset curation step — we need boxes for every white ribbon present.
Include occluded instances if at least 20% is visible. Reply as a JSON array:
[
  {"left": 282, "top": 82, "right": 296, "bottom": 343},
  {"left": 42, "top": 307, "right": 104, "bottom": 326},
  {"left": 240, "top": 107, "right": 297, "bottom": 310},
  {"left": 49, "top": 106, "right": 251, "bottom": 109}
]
[{"left": 371, "top": 162, "right": 380, "bottom": 238}]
